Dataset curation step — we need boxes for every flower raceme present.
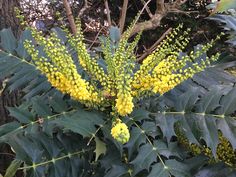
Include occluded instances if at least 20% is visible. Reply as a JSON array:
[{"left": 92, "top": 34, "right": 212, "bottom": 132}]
[
  {"left": 111, "top": 119, "right": 130, "bottom": 144},
  {"left": 24, "top": 24, "right": 222, "bottom": 143}
]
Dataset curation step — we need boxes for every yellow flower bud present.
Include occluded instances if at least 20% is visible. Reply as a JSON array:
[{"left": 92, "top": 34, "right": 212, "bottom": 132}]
[{"left": 111, "top": 119, "right": 130, "bottom": 144}]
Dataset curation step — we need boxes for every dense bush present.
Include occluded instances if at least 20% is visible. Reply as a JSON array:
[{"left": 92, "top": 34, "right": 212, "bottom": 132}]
[{"left": 0, "top": 1, "right": 236, "bottom": 177}]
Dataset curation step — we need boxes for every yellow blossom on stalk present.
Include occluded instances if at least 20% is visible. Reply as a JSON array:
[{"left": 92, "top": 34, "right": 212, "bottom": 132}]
[
  {"left": 23, "top": 22, "right": 223, "bottom": 144},
  {"left": 116, "top": 92, "right": 134, "bottom": 116},
  {"left": 24, "top": 31, "right": 101, "bottom": 104},
  {"left": 111, "top": 119, "right": 130, "bottom": 144}
]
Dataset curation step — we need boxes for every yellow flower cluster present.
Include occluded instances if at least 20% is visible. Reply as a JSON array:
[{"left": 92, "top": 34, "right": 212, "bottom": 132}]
[
  {"left": 68, "top": 22, "right": 112, "bottom": 94},
  {"left": 24, "top": 31, "right": 101, "bottom": 104},
  {"left": 111, "top": 119, "right": 130, "bottom": 144},
  {"left": 132, "top": 31, "right": 221, "bottom": 97},
  {"left": 176, "top": 128, "right": 236, "bottom": 167},
  {"left": 116, "top": 91, "right": 134, "bottom": 116},
  {"left": 24, "top": 23, "right": 222, "bottom": 143}
]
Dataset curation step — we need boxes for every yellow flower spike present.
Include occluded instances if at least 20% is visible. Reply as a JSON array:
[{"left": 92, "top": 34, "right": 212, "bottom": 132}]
[
  {"left": 111, "top": 119, "right": 130, "bottom": 144},
  {"left": 115, "top": 92, "right": 134, "bottom": 116},
  {"left": 24, "top": 35, "right": 101, "bottom": 104}
]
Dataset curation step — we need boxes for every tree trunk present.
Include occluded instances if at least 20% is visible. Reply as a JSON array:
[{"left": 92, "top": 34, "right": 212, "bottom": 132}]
[
  {"left": 0, "top": 0, "right": 22, "bottom": 124},
  {"left": 0, "top": 0, "right": 22, "bottom": 175},
  {"left": 0, "top": 0, "right": 21, "bottom": 36}
]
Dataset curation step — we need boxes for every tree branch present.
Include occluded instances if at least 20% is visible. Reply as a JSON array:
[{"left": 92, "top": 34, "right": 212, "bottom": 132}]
[
  {"left": 119, "top": 0, "right": 129, "bottom": 33},
  {"left": 104, "top": 0, "right": 112, "bottom": 27},
  {"left": 141, "top": 0, "right": 153, "bottom": 18},
  {"left": 131, "top": 14, "right": 163, "bottom": 37},
  {"left": 131, "top": 0, "right": 187, "bottom": 36},
  {"left": 78, "top": 0, "right": 89, "bottom": 17},
  {"left": 63, "top": 0, "right": 77, "bottom": 35},
  {"left": 156, "top": 0, "right": 165, "bottom": 14},
  {"left": 137, "top": 28, "right": 172, "bottom": 62}
]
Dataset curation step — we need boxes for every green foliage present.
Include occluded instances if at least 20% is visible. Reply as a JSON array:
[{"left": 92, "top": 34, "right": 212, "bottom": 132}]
[
  {"left": 209, "top": 14, "right": 236, "bottom": 45},
  {"left": 0, "top": 26, "right": 236, "bottom": 177}
]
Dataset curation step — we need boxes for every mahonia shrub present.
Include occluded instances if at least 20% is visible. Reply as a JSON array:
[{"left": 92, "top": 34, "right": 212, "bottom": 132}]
[
  {"left": 1, "top": 18, "right": 236, "bottom": 176},
  {"left": 23, "top": 22, "right": 221, "bottom": 144},
  {"left": 1, "top": 9, "right": 236, "bottom": 177}
]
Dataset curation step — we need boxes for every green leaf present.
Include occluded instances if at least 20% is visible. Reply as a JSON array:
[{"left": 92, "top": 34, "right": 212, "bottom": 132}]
[
  {"left": 155, "top": 113, "right": 179, "bottom": 142},
  {"left": 141, "top": 121, "right": 160, "bottom": 138},
  {"left": 130, "top": 143, "right": 157, "bottom": 175},
  {"left": 32, "top": 97, "right": 52, "bottom": 117},
  {"left": 16, "top": 29, "right": 33, "bottom": 58},
  {"left": 195, "top": 87, "right": 222, "bottom": 113},
  {"left": 165, "top": 160, "right": 191, "bottom": 177},
  {"left": 0, "top": 122, "right": 21, "bottom": 142},
  {"left": 0, "top": 28, "right": 17, "bottom": 53},
  {"left": 4, "top": 159, "right": 22, "bottom": 177},
  {"left": 8, "top": 107, "right": 35, "bottom": 123},
  {"left": 54, "top": 110, "right": 104, "bottom": 137},
  {"left": 94, "top": 137, "right": 107, "bottom": 161},
  {"left": 148, "top": 156, "right": 208, "bottom": 177},
  {"left": 209, "top": 15, "right": 236, "bottom": 45},
  {"left": 130, "top": 108, "right": 151, "bottom": 122},
  {"left": 194, "top": 163, "right": 236, "bottom": 177},
  {"left": 147, "top": 163, "right": 169, "bottom": 177},
  {"left": 153, "top": 140, "right": 181, "bottom": 159},
  {"left": 213, "top": 0, "right": 236, "bottom": 14},
  {"left": 179, "top": 114, "right": 219, "bottom": 156},
  {"left": 218, "top": 87, "right": 236, "bottom": 115},
  {"left": 109, "top": 26, "right": 120, "bottom": 43},
  {"left": 124, "top": 127, "right": 146, "bottom": 160},
  {"left": 104, "top": 165, "right": 128, "bottom": 177},
  {"left": 217, "top": 117, "right": 236, "bottom": 149}
]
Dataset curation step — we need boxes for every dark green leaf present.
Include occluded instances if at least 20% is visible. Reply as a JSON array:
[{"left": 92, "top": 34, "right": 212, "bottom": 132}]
[
  {"left": 104, "top": 165, "right": 129, "bottom": 177},
  {"left": 130, "top": 143, "right": 157, "bottom": 175},
  {"left": 218, "top": 87, "right": 236, "bottom": 115},
  {"left": 124, "top": 127, "right": 146, "bottom": 160},
  {"left": 8, "top": 107, "right": 35, "bottom": 123},
  {"left": 147, "top": 163, "right": 169, "bottom": 177},
  {"left": 194, "top": 163, "right": 236, "bottom": 177},
  {"left": 217, "top": 116, "right": 236, "bottom": 149},
  {"left": 155, "top": 113, "right": 179, "bottom": 142},
  {"left": 54, "top": 110, "right": 104, "bottom": 137},
  {"left": 16, "top": 29, "right": 33, "bottom": 58},
  {"left": 0, "top": 28, "right": 17, "bottom": 52},
  {"left": 109, "top": 26, "right": 120, "bottom": 43}
]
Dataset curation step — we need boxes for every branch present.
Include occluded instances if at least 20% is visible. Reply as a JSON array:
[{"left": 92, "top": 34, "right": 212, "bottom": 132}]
[
  {"left": 104, "top": 0, "right": 112, "bottom": 27},
  {"left": 63, "top": 0, "right": 77, "bottom": 35},
  {"left": 131, "top": 0, "right": 187, "bottom": 36},
  {"left": 119, "top": 0, "right": 129, "bottom": 33},
  {"left": 141, "top": 0, "right": 153, "bottom": 18},
  {"left": 78, "top": 0, "right": 89, "bottom": 17},
  {"left": 131, "top": 14, "right": 164, "bottom": 37},
  {"left": 156, "top": 0, "right": 165, "bottom": 14},
  {"left": 137, "top": 28, "right": 172, "bottom": 63}
]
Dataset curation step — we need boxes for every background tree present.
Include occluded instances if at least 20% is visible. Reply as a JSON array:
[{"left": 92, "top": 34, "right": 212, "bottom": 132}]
[{"left": 0, "top": 0, "right": 22, "bottom": 175}]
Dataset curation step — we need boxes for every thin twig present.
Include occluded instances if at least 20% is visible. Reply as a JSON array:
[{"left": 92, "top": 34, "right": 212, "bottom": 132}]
[
  {"left": 88, "top": 26, "right": 104, "bottom": 49},
  {"left": 84, "top": 38, "right": 100, "bottom": 44},
  {"left": 63, "top": 0, "right": 77, "bottom": 35},
  {"left": 141, "top": 0, "right": 153, "bottom": 18},
  {"left": 104, "top": 0, "right": 112, "bottom": 27},
  {"left": 137, "top": 28, "right": 172, "bottom": 62}
]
